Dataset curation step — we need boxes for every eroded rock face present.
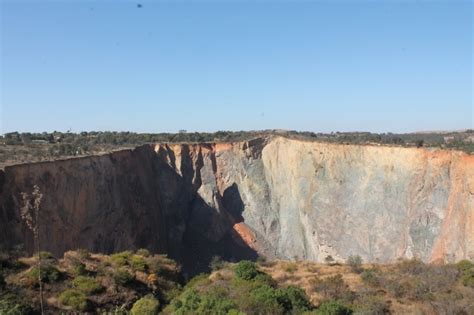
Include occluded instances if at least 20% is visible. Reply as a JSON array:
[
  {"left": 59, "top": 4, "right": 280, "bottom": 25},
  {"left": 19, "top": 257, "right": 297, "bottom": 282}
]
[{"left": 0, "top": 137, "right": 472, "bottom": 271}]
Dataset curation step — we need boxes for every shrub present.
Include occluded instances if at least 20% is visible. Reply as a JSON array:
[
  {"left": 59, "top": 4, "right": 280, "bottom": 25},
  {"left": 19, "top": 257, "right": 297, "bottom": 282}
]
[
  {"left": 195, "top": 288, "right": 237, "bottom": 314},
  {"left": 276, "top": 286, "right": 311, "bottom": 313},
  {"left": 114, "top": 268, "right": 134, "bottom": 286},
  {"left": 0, "top": 270, "right": 5, "bottom": 288},
  {"left": 173, "top": 289, "right": 201, "bottom": 314},
  {"left": 316, "top": 300, "right": 353, "bottom": 315},
  {"left": 253, "top": 272, "right": 277, "bottom": 287},
  {"left": 38, "top": 251, "right": 55, "bottom": 261},
  {"left": 325, "top": 255, "right": 335, "bottom": 266},
  {"left": 385, "top": 279, "right": 405, "bottom": 298},
  {"left": 456, "top": 260, "right": 474, "bottom": 273},
  {"left": 461, "top": 268, "right": 474, "bottom": 288},
  {"left": 283, "top": 262, "right": 298, "bottom": 274},
  {"left": 73, "top": 276, "right": 103, "bottom": 295},
  {"left": 136, "top": 248, "right": 151, "bottom": 257},
  {"left": 360, "top": 269, "right": 380, "bottom": 287},
  {"left": 396, "top": 258, "right": 426, "bottom": 275},
  {"left": 110, "top": 251, "right": 133, "bottom": 267},
  {"left": 131, "top": 295, "right": 160, "bottom": 315},
  {"left": 130, "top": 255, "right": 148, "bottom": 272},
  {"left": 354, "top": 295, "right": 389, "bottom": 314},
  {"left": 347, "top": 256, "right": 363, "bottom": 273},
  {"left": 148, "top": 259, "right": 164, "bottom": 275},
  {"left": 456, "top": 260, "right": 474, "bottom": 288},
  {"left": 0, "top": 294, "right": 36, "bottom": 314},
  {"left": 313, "top": 274, "right": 354, "bottom": 302},
  {"left": 209, "top": 255, "right": 225, "bottom": 271},
  {"left": 58, "top": 289, "right": 89, "bottom": 311},
  {"left": 25, "top": 263, "right": 61, "bottom": 285},
  {"left": 246, "top": 284, "right": 285, "bottom": 315},
  {"left": 235, "top": 260, "right": 258, "bottom": 281},
  {"left": 185, "top": 273, "right": 211, "bottom": 289},
  {"left": 70, "top": 259, "right": 87, "bottom": 277},
  {"left": 409, "top": 279, "right": 433, "bottom": 301},
  {"left": 391, "top": 264, "right": 459, "bottom": 300}
]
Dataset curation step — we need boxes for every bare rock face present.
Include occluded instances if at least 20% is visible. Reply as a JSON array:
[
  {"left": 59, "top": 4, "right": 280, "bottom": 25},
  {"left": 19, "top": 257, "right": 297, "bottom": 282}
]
[{"left": 0, "top": 136, "right": 472, "bottom": 272}]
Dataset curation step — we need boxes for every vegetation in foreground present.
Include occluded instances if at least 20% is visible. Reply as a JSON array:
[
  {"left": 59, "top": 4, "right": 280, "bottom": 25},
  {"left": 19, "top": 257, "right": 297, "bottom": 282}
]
[
  {"left": 1, "top": 129, "right": 473, "bottom": 167},
  {"left": 0, "top": 250, "right": 473, "bottom": 314}
]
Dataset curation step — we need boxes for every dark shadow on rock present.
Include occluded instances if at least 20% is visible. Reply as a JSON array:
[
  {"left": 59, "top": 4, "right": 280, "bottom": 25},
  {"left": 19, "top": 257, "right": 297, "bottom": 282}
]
[
  {"left": 153, "top": 146, "right": 258, "bottom": 278},
  {"left": 0, "top": 144, "right": 259, "bottom": 279},
  {"left": 222, "top": 183, "right": 245, "bottom": 222},
  {"left": 179, "top": 191, "right": 258, "bottom": 279}
]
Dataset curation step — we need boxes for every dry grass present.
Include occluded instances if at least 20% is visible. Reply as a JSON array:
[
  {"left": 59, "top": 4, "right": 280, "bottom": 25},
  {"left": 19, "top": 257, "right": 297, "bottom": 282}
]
[
  {"left": 259, "top": 260, "right": 364, "bottom": 304},
  {"left": 258, "top": 260, "right": 474, "bottom": 314}
]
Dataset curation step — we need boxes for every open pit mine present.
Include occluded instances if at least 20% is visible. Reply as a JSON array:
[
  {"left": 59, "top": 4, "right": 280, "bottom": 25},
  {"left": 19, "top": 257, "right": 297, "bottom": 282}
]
[{"left": 0, "top": 136, "right": 473, "bottom": 274}]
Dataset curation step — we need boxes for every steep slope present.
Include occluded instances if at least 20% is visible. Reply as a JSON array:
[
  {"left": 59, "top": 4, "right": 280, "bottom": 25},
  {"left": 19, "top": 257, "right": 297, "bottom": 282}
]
[{"left": 0, "top": 136, "right": 472, "bottom": 273}]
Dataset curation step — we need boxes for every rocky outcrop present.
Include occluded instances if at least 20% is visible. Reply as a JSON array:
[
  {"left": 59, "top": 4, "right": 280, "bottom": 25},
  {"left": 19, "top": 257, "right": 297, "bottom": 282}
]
[{"left": 0, "top": 136, "right": 472, "bottom": 273}]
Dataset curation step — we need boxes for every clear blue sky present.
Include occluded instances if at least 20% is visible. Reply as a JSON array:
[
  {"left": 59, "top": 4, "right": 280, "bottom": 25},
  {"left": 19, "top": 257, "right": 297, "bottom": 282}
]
[{"left": 0, "top": 0, "right": 472, "bottom": 134}]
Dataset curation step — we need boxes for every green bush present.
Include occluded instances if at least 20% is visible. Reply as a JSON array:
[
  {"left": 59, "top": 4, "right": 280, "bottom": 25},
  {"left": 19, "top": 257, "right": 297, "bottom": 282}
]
[
  {"left": 26, "top": 263, "right": 61, "bottom": 284},
  {"left": 184, "top": 273, "right": 211, "bottom": 289},
  {"left": 38, "top": 251, "right": 55, "bottom": 261},
  {"left": 461, "top": 268, "right": 474, "bottom": 288},
  {"left": 209, "top": 255, "right": 225, "bottom": 271},
  {"left": 171, "top": 271, "right": 291, "bottom": 315},
  {"left": 456, "top": 260, "right": 473, "bottom": 272},
  {"left": 316, "top": 300, "right": 353, "bottom": 315},
  {"left": 360, "top": 269, "right": 380, "bottom": 287},
  {"left": 195, "top": 288, "right": 237, "bottom": 314},
  {"left": 73, "top": 276, "right": 103, "bottom": 295},
  {"left": 253, "top": 272, "right": 277, "bottom": 287},
  {"left": 136, "top": 248, "right": 151, "bottom": 257},
  {"left": 113, "top": 268, "right": 134, "bottom": 286},
  {"left": 110, "top": 251, "right": 133, "bottom": 267},
  {"left": 0, "top": 293, "right": 36, "bottom": 315},
  {"left": 456, "top": 260, "right": 474, "bottom": 288},
  {"left": 347, "top": 256, "right": 363, "bottom": 273},
  {"left": 246, "top": 284, "right": 284, "bottom": 315},
  {"left": 58, "top": 289, "right": 89, "bottom": 311},
  {"left": 130, "top": 255, "right": 148, "bottom": 272},
  {"left": 70, "top": 259, "right": 87, "bottom": 277},
  {"left": 276, "top": 286, "right": 311, "bottom": 313},
  {"left": 235, "top": 260, "right": 258, "bottom": 280},
  {"left": 131, "top": 295, "right": 160, "bottom": 315},
  {"left": 147, "top": 259, "right": 164, "bottom": 276},
  {"left": 173, "top": 289, "right": 201, "bottom": 314}
]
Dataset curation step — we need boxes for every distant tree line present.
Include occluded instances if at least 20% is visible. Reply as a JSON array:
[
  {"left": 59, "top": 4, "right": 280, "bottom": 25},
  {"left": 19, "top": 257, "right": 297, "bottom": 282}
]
[{"left": 0, "top": 130, "right": 472, "bottom": 166}]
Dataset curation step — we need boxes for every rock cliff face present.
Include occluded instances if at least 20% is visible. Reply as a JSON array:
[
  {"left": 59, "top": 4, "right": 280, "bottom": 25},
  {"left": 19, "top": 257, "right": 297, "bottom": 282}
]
[{"left": 0, "top": 137, "right": 473, "bottom": 273}]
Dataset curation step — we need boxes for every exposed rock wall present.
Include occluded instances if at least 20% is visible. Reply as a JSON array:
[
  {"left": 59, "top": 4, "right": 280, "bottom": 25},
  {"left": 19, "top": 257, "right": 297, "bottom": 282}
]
[{"left": 0, "top": 137, "right": 472, "bottom": 271}]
